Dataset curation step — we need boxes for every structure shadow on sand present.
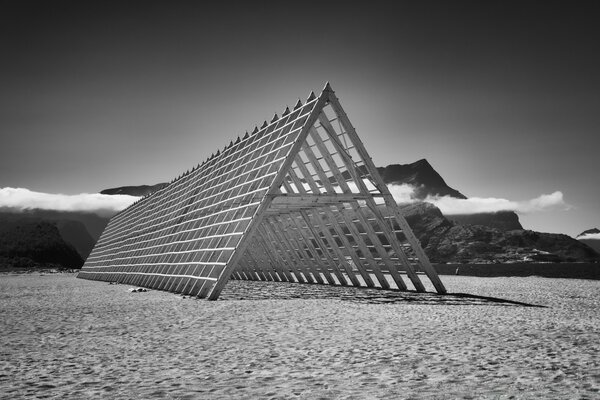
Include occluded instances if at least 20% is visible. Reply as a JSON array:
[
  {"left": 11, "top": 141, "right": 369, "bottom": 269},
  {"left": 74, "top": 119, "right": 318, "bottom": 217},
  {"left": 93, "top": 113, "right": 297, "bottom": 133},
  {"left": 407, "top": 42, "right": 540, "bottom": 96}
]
[{"left": 218, "top": 280, "right": 545, "bottom": 307}]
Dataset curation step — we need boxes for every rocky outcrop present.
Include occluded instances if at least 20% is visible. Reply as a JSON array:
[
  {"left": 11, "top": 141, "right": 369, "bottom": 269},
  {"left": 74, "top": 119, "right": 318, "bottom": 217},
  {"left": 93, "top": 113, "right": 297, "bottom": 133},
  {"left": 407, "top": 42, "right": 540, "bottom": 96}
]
[
  {"left": 0, "top": 214, "right": 84, "bottom": 270},
  {"left": 450, "top": 211, "right": 523, "bottom": 231},
  {"left": 377, "top": 159, "right": 466, "bottom": 199},
  {"left": 399, "top": 202, "right": 599, "bottom": 264}
]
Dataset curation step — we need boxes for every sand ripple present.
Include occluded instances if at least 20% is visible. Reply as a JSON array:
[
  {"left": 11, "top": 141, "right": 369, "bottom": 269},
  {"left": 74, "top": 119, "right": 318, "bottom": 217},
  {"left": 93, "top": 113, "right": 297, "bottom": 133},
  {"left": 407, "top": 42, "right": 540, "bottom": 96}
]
[{"left": 1, "top": 274, "right": 598, "bottom": 399}]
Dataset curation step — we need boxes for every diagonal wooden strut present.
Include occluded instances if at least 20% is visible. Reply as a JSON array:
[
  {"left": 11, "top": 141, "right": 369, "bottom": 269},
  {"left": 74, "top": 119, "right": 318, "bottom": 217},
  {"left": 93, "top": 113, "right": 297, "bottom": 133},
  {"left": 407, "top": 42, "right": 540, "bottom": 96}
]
[{"left": 79, "top": 82, "right": 447, "bottom": 300}]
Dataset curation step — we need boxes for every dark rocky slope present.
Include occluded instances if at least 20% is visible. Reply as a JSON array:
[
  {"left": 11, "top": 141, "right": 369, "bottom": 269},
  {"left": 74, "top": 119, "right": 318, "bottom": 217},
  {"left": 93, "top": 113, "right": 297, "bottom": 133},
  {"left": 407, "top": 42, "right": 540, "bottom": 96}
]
[
  {"left": 0, "top": 214, "right": 83, "bottom": 270},
  {"left": 400, "top": 203, "right": 599, "bottom": 263}
]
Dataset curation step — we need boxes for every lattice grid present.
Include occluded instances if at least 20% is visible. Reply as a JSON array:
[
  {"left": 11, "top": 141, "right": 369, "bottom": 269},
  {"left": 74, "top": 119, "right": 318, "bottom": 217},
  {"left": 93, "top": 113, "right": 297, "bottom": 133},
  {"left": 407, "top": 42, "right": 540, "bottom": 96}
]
[{"left": 79, "top": 84, "right": 446, "bottom": 299}]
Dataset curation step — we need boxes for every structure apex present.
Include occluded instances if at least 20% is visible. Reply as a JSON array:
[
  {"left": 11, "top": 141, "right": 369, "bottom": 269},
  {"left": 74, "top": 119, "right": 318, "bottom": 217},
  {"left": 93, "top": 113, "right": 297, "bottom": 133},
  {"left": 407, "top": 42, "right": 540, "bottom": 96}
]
[
  {"left": 282, "top": 106, "right": 290, "bottom": 116},
  {"left": 244, "top": 131, "right": 250, "bottom": 139},
  {"left": 261, "top": 120, "right": 268, "bottom": 129},
  {"left": 294, "top": 98, "right": 303, "bottom": 110},
  {"left": 252, "top": 126, "right": 259, "bottom": 134},
  {"left": 307, "top": 91, "right": 316, "bottom": 101},
  {"left": 323, "top": 81, "right": 333, "bottom": 92},
  {"left": 271, "top": 113, "right": 279, "bottom": 123}
]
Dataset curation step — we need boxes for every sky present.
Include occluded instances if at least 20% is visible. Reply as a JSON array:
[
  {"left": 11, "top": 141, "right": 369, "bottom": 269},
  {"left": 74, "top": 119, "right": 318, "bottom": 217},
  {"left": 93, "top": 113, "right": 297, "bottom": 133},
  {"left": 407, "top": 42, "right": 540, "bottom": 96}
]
[{"left": 0, "top": 0, "right": 598, "bottom": 237}]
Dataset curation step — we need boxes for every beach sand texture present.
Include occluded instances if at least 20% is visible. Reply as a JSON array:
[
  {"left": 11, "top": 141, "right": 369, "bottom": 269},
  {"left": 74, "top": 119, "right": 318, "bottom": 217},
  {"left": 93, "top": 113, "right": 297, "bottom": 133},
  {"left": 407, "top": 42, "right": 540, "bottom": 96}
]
[{"left": 1, "top": 273, "right": 598, "bottom": 399}]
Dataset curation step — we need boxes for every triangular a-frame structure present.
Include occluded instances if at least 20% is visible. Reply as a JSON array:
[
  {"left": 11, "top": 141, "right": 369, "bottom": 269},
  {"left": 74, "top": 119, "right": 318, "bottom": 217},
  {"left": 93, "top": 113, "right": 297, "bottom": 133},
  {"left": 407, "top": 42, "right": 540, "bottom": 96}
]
[{"left": 79, "top": 83, "right": 446, "bottom": 299}]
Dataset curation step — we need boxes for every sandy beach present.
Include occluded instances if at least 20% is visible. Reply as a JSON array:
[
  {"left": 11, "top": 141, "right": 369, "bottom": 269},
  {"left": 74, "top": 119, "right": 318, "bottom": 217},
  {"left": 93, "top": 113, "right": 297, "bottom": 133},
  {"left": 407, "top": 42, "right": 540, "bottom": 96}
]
[{"left": 1, "top": 273, "right": 598, "bottom": 399}]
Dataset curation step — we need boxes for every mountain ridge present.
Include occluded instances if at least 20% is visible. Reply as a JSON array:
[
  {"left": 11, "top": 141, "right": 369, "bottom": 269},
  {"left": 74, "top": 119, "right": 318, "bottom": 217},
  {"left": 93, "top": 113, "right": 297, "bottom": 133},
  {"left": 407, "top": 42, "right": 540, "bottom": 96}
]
[
  {"left": 96, "top": 159, "right": 597, "bottom": 264},
  {"left": 0, "top": 213, "right": 83, "bottom": 270},
  {"left": 1, "top": 159, "right": 596, "bottom": 269}
]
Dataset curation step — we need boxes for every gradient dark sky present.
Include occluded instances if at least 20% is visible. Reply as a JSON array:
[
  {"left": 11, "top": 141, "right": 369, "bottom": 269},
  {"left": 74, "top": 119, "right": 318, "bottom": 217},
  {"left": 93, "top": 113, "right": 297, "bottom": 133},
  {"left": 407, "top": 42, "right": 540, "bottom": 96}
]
[{"left": 1, "top": 0, "right": 598, "bottom": 236}]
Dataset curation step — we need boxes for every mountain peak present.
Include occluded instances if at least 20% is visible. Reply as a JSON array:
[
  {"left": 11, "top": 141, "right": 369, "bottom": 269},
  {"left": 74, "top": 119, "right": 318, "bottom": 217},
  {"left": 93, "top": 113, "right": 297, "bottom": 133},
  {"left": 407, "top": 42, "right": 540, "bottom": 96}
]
[
  {"left": 577, "top": 228, "right": 600, "bottom": 238},
  {"left": 100, "top": 183, "right": 168, "bottom": 197},
  {"left": 377, "top": 159, "right": 467, "bottom": 200}
]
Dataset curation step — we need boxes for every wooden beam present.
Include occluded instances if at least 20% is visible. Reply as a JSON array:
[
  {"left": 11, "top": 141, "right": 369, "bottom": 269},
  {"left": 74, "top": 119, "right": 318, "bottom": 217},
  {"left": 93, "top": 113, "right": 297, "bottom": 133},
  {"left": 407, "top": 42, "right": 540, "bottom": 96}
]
[
  {"left": 299, "top": 210, "right": 349, "bottom": 286},
  {"left": 206, "top": 92, "right": 328, "bottom": 300},
  {"left": 325, "top": 89, "right": 446, "bottom": 294},
  {"left": 268, "top": 193, "right": 373, "bottom": 207}
]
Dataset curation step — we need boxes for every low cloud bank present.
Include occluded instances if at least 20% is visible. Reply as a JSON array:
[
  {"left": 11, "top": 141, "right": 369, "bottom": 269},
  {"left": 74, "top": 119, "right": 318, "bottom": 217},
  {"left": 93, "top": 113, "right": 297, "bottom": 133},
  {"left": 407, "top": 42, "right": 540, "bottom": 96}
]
[
  {"left": 578, "top": 232, "right": 600, "bottom": 240},
  {"left": 0, "top": 187, "right": 139, "bottom": 216},
  {"left": 388, "top": 184, "right": 570, "bottom": 215},
  {"left": 0, "top": 184, "right": 571, "bottom": 218}
]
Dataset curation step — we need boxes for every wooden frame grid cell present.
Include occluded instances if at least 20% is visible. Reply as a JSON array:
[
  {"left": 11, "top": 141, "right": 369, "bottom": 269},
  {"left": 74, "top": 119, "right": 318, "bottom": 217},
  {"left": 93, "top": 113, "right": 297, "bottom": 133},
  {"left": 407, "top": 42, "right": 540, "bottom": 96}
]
[{"left": 78, "top": 83, "right": 446, "bottom": 299}]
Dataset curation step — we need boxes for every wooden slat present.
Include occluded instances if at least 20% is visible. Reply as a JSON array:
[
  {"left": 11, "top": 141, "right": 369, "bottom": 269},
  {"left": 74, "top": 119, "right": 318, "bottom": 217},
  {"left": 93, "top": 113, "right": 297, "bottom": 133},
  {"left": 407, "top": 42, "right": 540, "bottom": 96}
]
[
  {"left": 298, "top": 210, "right": 349, "bottom": 286},
  {"left": 275, "top": 214, "right": 325, "bottom": 284},
  {"left": 315, "top": 113, "right": 412, "bottom": 290},
  {"left": 285, "top": 213, "right": 337, "bottom": 285},
  {"left": 325, "top": 88, "right": 446, "bottom": 293},
  {"left": 261, "top": 220, "right": 308, "bottom": 283},
  {"left": 268, "top": 193, "right": 372, "bottom": 207},
  {"left": 80, "top": 84, "right": 446, "bottom": 300},
  {"left": 297, "top": 143, "right": 362, "bottom": 286},
  {"left": 267, "top": 216, "right": 318, "bottom": 284}
]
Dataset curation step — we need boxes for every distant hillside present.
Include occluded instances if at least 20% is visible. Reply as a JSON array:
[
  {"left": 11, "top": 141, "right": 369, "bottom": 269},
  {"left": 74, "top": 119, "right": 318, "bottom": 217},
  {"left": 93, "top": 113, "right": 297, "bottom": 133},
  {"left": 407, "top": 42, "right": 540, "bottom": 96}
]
[
  {"left": 101, "top": 183, "right": 167, "bottom": 197},
  {"left": 377, "top": 159, "right": 521, "bottom": 231},
  {"left": 401, "top": 202, "right": 599, "bottom": 264},
  {"left": 450, "top": 212, "right": 523, "bottom": 231},
  {"left": 15, "top": 209, "right": 110, "bottom": 241},
  {"left": 0, "top": 214, "right": 83, "bottom": 270},
  {"left": 55, "top": 219, "right": 96, "bottom": 259},
  {"left": 577, "top": 228, "right": 600, "bottom": 253},
  {"left": 92, "top": 159, "right": 598, "bottom": 264},
  {"left": 4, "top": 158, "right": 591, "bottom": 267}
]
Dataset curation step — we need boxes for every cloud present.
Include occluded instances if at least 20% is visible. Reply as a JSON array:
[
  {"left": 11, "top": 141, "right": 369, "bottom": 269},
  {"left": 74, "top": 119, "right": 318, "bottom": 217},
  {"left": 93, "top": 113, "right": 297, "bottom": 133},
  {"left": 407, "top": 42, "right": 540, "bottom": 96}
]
[
  {"left": 578, "top": 232, "right": 600, "bottom": 240},
  {"left": 1, "top": 184, "right": 572, "bottom": 219},
  {"left": 388, "top": 183, "right": 418, "bottom": 203},
  {"left": 388, "top": 184, "right": 571, "bottom": 215},
  {"left": 0, "top": 187, "right": 139, "bottom": 216}
]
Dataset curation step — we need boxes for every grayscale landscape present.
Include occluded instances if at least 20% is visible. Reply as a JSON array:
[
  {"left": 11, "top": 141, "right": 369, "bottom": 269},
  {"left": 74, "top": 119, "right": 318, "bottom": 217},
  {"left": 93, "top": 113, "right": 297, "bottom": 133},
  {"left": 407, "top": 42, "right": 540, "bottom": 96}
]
[{"left": 1, "top": 1, "right": 599, "bottom": 399}]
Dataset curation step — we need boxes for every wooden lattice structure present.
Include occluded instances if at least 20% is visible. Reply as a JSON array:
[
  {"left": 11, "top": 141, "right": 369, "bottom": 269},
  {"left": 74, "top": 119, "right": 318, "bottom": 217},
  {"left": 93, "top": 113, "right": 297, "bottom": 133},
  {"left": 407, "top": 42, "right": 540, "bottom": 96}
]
[{"left": 78, "top": 83, "right": 446, "bottom": 299}]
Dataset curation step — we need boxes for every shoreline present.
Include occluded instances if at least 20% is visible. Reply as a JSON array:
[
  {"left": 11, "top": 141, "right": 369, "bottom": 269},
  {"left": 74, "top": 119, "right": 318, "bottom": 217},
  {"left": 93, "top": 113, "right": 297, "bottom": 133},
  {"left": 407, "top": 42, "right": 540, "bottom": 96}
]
[
  {"left": 2, "top": 262, "right": 599, "bottom": 281},
  {"left": 434, "top": 262, "right": 600, "bottom": 280}
]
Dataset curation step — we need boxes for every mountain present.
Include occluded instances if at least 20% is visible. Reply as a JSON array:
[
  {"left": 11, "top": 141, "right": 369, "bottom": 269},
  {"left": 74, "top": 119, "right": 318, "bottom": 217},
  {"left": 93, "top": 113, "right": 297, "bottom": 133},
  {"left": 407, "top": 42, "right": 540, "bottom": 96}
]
[
  {"left": 0, "top": 209, "right": 110, "bottom": 268},
  {"left": 94, "top": 159, "right": 598, "bottom": 264},
  {"left": 401, "top": 202, "right": 599, "bottom": 264},
  {"left": 577, "top": 228, "right": 600, "bottom": 253},
  {"left": 0, "top": 213, "right": 83, "bottom": 270},
  {"left": 579, "top": 228, "right": 600, "bottom": 236},
  {"left": 3, "top": 159, "right": 593, "bottom": 268},
  {"left": 449, "top": 212, "right": 523, "bottom": 231},
  {"left": 376, "top": 159, "right": 467, "bottom": 199},
  {"left": 15, "top": 209, "right": 110, "bottom": 242},
  {"left": 377, "top": 159, "right": 522, "bottom": 232},
  {"left": 101, "top": 183, "right": 167, "bottom": 197},
  {"left": 55, "top": 219, "right": 96, "bottom": 259}
]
